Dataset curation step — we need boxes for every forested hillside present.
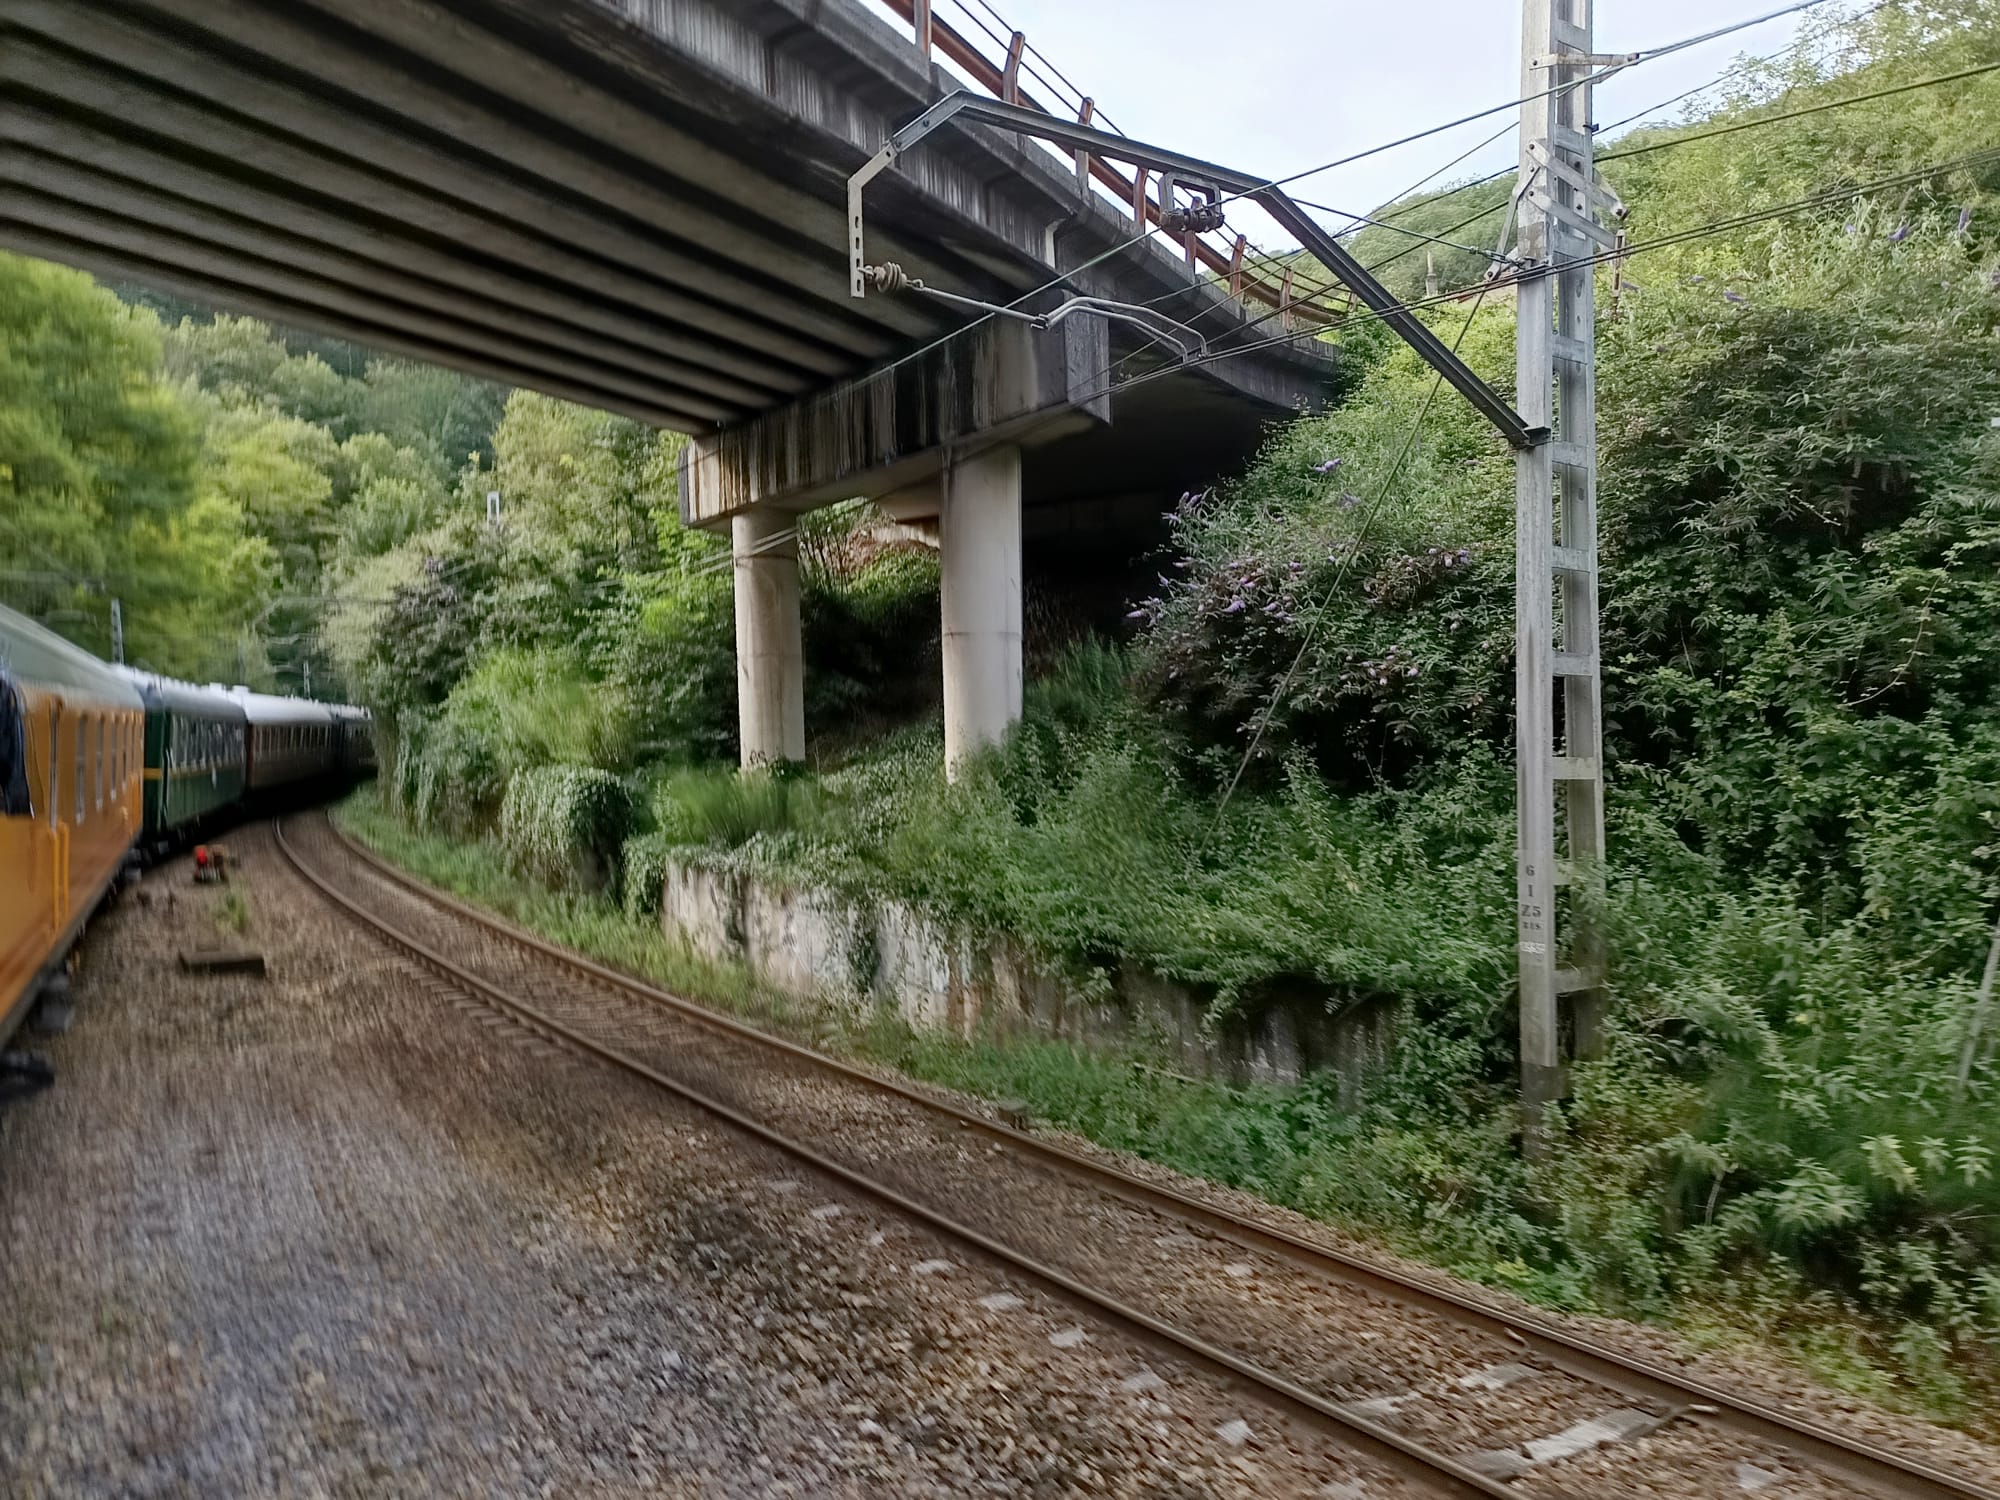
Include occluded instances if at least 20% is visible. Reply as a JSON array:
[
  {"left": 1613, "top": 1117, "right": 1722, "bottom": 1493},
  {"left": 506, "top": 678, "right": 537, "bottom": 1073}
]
[
  {"left": 6, "top": 0, "right": 2000, "bottom": 1424},
  {"left": 0, "top": 267, "right": 504, "bottom": 690}
]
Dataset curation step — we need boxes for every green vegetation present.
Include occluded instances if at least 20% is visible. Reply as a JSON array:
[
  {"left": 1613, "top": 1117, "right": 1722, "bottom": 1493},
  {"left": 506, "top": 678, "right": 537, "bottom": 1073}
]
[
  {"left": 1349, "top": 1, "right": 2000, "bottom": 301},
  {"left": 1, "top": 277, "right": 503, "bottom": 689},
  {"left": 214, "top": 887, "right": 250, "bottom": 937},
  {"left": 499, "top": 765, "right": 634, "bottom": 894},
  {"left": 10, "top": 0, "right": 2000, "bottom": 1431}
]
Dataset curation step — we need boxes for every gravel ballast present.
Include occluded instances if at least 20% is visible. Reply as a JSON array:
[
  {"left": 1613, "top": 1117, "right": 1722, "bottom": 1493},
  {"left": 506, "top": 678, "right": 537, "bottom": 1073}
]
[
  {"left": 0, "top": 826, "right": 1402, "bottom": 1497},
  {"left": 295, "top": 811, "right": 2000, "bottom": 1500}
]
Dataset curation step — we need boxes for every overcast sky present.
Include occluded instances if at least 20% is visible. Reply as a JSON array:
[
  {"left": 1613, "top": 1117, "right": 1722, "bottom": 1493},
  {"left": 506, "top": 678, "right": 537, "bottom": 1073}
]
[{"left": 858, "top": 0, "right": 1854, "bottom": 251}]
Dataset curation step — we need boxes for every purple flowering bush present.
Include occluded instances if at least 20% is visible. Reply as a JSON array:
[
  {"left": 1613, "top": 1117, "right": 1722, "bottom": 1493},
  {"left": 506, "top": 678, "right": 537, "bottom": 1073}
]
[{"left": 1132, "top": 305, "right": 1519, "bottom": 789}]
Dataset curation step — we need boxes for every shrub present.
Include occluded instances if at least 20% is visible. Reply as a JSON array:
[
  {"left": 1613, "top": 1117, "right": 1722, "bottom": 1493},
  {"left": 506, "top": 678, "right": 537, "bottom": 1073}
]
[
  {"left": 500, "top": 765, "right": 635, "bottom": 893},
  {"left": 1597, "top": 219, "right": 2000, "bottom": 913},
  {"left": 609, "top": 572, "right": 737, "bottom": 764},
  {"left": 650, "top": 765, "right": 819, "bottom": 848},
  {"left": 621, "top": 831, "right": 675, "bottom": 919},
  {"left": 443, "top": 647, "right": 627, "bottom": 771},
  {"left": 390, "top": 648, "right": 626, "bottom": 836},
  {"left": 1134, "top": 304, "right": 1518, "bottom": 791},
  {"left": 387, "top": 711, "right": 428, "bottom": 818},
  {"left": 409, "top": 710, "right": 504, "bottom": 835}
]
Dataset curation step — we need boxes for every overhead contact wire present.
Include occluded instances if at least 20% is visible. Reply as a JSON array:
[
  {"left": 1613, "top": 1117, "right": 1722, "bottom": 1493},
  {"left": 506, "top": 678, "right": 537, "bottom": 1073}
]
[
  {"left": 1101, "top": 143, "right": 2000, "bottom": 408},
  {"left": 1211, "top": 46, "right": 2000, "bottom": 345},
  {"left": 846, "top": 0, "right": 1851, "bottom": 399}
]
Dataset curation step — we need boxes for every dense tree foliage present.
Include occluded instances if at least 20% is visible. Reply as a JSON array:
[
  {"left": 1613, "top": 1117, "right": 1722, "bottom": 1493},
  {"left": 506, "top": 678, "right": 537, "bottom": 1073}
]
[
  {"left": 0, "top": 277, "right": 500, "bottom": 690},
  {"left": 1350, "top": 0, "right": 2000, "bottom": 300},
  {"left": 351, "top": 392, "right": 940, "bottom": 832},
  {"left": 0, "top": 255, "right": 207, "bottom": 665}
]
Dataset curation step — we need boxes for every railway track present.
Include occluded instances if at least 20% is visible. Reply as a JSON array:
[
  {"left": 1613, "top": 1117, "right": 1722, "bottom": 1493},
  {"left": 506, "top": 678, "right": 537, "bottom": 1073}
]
[{"left": 280, "top": 811, "right": 2000, "bottom": 1500}]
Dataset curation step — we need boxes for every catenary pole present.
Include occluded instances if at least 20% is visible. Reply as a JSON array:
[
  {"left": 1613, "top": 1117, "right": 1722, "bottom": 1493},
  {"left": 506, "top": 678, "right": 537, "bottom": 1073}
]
[
  {"left": 1515, "top": 0, "right": 1610, "bottom": 1150},
  {"left": 1957, "top": 912, "right": 2000, "bottom": 1098}
]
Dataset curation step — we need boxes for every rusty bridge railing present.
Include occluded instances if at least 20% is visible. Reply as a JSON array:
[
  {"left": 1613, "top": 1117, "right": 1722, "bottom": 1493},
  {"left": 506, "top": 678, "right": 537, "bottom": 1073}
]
[{"left": 879, "top": 0, "right": 1344, "bottom": 329}]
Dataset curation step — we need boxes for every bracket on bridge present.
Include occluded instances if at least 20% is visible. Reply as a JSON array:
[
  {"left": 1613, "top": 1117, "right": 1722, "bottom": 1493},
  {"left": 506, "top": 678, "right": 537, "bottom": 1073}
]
[{"left": 847, "top": 91, "right": 1539, "bottom": 451}]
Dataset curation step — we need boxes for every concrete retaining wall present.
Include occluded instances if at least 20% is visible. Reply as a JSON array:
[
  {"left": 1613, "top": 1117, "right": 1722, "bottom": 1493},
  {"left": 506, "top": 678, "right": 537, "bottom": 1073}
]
[{"left": 658, "top": 859, "right": 1394, "bottom": 1096}]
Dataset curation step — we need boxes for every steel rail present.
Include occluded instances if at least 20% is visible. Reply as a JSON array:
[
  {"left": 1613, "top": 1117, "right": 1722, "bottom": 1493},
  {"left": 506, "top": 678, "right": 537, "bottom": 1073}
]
[
  {"left": 311, "top": 813, "right": 2000, "bottom": 1500},
  {"left": 276, "top": 815, "right": 1520, "bottom": 1498}
]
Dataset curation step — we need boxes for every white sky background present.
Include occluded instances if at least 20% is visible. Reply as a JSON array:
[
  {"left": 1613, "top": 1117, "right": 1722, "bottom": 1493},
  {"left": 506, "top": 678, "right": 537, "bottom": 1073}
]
[{"left": 855, "top": 0, "right": 1859, "bottom": 258}]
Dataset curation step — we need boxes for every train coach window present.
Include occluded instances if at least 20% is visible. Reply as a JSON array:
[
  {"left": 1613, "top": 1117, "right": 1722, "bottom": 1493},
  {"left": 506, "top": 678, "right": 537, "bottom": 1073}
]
[
  {"left": 97, "top": 718, "right": 106, "bottom": 811},
  {"left": 0, "top": 685, "right": 29, "bottom": 818},
  {"left": 74, "top": 717, "right": 86, "bottom": 825}
]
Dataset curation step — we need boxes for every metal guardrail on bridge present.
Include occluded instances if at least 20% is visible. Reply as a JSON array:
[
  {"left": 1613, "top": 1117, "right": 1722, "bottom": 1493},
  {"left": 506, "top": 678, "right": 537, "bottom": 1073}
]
[{"left": 878, "top": 0, "right": 1348, "bottom": 330}]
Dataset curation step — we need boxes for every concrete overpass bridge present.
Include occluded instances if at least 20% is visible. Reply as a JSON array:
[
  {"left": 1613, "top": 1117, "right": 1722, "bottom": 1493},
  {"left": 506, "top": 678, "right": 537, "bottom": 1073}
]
[{"left": 0, "top": 0, "right": 1348, "bottom": 768}]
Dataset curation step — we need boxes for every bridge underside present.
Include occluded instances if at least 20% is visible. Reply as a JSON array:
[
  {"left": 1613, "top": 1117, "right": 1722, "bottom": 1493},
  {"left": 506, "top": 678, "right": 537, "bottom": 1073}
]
[
  {"left": 0, "top": 0, "right": 1333, "bottom": 435},
  {"left": 0, "top": 0, "right": 1342, "bottom": 772}
]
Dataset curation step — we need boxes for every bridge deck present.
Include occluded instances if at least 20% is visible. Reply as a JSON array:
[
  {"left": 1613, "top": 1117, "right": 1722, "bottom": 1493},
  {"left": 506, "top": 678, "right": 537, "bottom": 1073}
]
[{"left": 0, "top": 0, "right": 1337, "bottom": 455}]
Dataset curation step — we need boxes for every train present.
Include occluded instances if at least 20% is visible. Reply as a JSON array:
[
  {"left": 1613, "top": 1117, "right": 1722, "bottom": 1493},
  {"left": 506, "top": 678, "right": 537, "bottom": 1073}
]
[{"left": 1, "top": 603, "right": 373, "bottom": 1069}]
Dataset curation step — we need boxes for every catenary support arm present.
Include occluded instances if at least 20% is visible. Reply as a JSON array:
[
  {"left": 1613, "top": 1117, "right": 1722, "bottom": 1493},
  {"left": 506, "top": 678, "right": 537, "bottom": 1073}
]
[{"left": 849, "top": 91, "right": 1540, "bottom": 451}]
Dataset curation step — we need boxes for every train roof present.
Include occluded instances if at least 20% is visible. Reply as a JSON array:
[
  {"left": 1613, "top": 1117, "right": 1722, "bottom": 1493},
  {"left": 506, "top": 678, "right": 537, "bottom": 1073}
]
[
  {"left": 227, "top": 688, "right": 338, "bottom": 727},
  {"left": 0, "top": 604, "right": 144, "bottom": 712},
  {"left": 111, "top": 667, "right": 249, "bottom": 722}
]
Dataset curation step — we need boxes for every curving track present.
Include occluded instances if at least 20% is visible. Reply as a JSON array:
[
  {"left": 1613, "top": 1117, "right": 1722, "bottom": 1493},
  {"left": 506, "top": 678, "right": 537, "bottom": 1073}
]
[{"left": 280, "top": 811, "right": 2000, "bottom": 1500}]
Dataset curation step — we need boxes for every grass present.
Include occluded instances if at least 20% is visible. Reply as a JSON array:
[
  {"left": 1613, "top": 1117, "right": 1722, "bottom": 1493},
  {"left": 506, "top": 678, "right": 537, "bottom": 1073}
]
[
  {"left": 214, "top": 888, "right": 250, "bottom": 936},
  {"left": 331, "top": 785, "right": 2000, "bottom": 1435},
  {"left": 338, "top": 790, "right": 817, "bottom": 1036},
  {"left": 335, "top": 789, "right": 1374, "bottom": 1203}
]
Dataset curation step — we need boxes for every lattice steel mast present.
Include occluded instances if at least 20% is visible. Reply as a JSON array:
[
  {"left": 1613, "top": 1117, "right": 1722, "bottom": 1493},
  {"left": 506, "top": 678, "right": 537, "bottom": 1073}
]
[{"left": 1511, "top": 0, "right": 1618, "bottom": 1141}]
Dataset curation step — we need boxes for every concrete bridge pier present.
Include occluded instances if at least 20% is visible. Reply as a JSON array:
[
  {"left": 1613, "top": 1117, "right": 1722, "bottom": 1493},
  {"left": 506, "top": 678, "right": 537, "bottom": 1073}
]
[
  {"left": 940, "top": 443, "right": 1023, "bottom": 778},
  {"left": 684, "top": 304, "right": 1310, "bottom": 779},
  {"left": 688, "top": 315, "right": 1106, "bottom": 778},
  {"left": 732, "top": 509, "right": 805, "bottom": 767}
]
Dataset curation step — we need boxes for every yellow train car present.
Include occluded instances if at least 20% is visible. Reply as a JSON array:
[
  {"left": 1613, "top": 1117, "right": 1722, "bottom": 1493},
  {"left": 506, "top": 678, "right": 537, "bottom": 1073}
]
[{"left": 1, "top": 606, "right": 144, "bottom": 1053}]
